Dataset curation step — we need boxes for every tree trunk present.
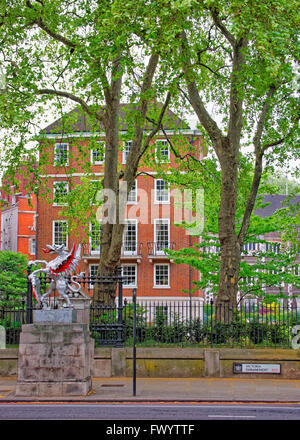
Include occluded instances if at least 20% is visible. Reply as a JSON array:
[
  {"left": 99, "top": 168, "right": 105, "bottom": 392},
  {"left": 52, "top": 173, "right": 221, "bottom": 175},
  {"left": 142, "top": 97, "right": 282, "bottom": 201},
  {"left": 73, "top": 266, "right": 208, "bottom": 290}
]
[
  {"left": 92, "top": 53, "right": 160, "bottom": 306},
  {"left": 215, "top": 141, "right": 241, "bottom": 321},
  {"left": 93, "top": 57, "right": 123, "bottom": 306}
]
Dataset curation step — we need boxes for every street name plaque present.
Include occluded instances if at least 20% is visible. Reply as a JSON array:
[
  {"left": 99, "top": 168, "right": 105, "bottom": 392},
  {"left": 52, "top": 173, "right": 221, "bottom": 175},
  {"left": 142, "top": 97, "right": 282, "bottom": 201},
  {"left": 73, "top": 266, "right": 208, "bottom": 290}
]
[{"left": 233, "top": 363, "right": 281, "bottom": 374}]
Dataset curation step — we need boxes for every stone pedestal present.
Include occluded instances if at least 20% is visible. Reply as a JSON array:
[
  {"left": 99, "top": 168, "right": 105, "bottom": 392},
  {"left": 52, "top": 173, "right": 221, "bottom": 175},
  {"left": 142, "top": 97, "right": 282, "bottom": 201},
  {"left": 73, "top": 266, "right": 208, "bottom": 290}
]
[
  {"left": 57, "top": 297, "right": 91, "bottom": 324},
  {"left": 33, "top": 308, "right": 77, "bottom": 324},
  {"left": 16, "top": 321, "right": 94, "bottom": 397}
]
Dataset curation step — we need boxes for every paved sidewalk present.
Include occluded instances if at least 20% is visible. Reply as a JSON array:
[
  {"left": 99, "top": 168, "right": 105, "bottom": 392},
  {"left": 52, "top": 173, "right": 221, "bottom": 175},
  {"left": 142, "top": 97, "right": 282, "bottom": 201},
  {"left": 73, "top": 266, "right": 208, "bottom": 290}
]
[{"left": 1, "top": 376, "right": 300, "bottom": 402}]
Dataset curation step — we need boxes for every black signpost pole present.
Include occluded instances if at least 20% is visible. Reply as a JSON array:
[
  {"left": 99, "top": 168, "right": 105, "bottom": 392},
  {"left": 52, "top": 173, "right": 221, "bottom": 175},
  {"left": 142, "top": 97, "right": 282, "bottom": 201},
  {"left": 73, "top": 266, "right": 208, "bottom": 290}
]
[{"left": 132, "top": 288, "right": 137, "bottom": 397}]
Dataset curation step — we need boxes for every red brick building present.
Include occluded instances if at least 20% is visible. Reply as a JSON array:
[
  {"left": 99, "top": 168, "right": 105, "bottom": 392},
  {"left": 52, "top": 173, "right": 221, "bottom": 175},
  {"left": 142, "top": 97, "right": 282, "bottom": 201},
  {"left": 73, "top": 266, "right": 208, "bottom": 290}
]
[
  {"left": 36, "top": 106, "right": 205, "bottom": 304},
  {"left": 1, "top": 166, "right": 37, "bottom": 259}
]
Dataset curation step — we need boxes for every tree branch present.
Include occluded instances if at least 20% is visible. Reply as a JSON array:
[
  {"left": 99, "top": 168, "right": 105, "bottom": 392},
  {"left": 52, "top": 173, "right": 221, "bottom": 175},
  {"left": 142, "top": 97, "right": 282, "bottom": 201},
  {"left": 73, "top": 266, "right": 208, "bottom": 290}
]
[
  {"left": 210, "top": 8, "right": 236, "bottom": 47},
  {"left": 238, "top": 85, "right": 277, "bottom": 244},
  {"left": 26, "top": 1, "right": 76, "bottom": 49},
  {"left": 227, "top": 37, "right": 248, "bottom": 150},
  {"left": 137, "top": 90, "right": 171, "bottom": 162},
  {"left": 181, "top": 31, "right": 224, "bottom": 148},
  {"left": 261, "top": 115, "right": 300, "bottom": 153},
  {"left": 36, "top": 88, "right": 104, "bottom": 122},
  {"left": 253, "top": 85, "right": 277, "bottom": 152}
]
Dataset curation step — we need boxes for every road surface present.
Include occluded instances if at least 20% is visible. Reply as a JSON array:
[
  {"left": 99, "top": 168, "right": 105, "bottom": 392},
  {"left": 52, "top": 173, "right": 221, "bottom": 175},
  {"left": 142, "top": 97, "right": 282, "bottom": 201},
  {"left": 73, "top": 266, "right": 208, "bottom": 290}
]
[{"left": 1, "top": 402, "right": 300, "bottom": 420}]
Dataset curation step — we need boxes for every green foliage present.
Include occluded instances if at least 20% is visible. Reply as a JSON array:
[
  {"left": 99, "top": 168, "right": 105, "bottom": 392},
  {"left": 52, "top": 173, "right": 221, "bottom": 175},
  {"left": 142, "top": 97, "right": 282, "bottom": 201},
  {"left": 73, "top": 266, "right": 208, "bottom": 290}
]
[
  {"left": 0, "top": 251, "right": 28, "bottom": 307},
  {"left": 163, "top": 153, "right": 300, "bottom": 301}
]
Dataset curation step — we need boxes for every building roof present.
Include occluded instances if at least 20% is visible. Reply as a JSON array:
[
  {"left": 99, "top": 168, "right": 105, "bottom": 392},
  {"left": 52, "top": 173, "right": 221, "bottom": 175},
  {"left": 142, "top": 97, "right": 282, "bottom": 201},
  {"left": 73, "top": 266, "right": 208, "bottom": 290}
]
[
  {"left": 254, "top": 194, "right": 300, "bottom": 218},
  {"left": 42, "top": 102, "right": 190, "bottom": 135}
]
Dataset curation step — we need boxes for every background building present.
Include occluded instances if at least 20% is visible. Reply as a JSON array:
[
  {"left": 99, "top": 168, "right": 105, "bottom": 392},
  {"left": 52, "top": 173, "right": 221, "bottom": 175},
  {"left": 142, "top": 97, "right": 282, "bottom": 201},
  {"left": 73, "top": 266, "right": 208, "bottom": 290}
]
[
  {"left": 36, "top": 105, "right": 205, "bottom": 304},
  {"left": 0, "top": 169, "right": 37, "bottom": 259}
]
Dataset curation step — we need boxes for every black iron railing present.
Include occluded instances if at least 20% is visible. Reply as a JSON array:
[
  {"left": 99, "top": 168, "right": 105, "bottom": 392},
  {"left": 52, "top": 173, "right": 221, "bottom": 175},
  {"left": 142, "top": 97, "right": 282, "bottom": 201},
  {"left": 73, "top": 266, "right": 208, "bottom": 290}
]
[
  {"left": 147, "top": 241, "right": 176, "bottom": 256},
  {"left": 2, "top": 268, "right": 300, "bottom": 349}
]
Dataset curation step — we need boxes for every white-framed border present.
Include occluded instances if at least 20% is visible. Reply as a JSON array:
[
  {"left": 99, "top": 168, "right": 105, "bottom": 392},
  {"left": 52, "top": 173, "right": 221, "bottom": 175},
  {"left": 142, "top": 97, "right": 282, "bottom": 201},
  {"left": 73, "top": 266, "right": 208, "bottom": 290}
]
[
  {"left": 53, "top": 181, "right": 69, "bottom": 206},
  {"left": 52, "top": 220, "right": 68, "bottom": 248},
  {"left": 154, "top": 179, "right": 170, "bottom": 204},
  {"left": 90, "top": 141, "right": 105, "bottom": 165},
  {"left": 155, "top": 139, "right": 170, "bottom": 163},
  {"left": 153, "top": 263, "right": 170, "bottom": 288},
  {"left": 154, "top": 218, "right": 170, "bottom": 255},
  {"left": 54, "top": 143, "right": 69, "bottom": 166},
  {"left": 122, "top": 263, "right": 138, "bottom": 288},
  {"left": 123, "top": 219, "right": 138, "bottom": 256},
  {"left": 127, "top": 179, "right": 138, "bottom": 204}
]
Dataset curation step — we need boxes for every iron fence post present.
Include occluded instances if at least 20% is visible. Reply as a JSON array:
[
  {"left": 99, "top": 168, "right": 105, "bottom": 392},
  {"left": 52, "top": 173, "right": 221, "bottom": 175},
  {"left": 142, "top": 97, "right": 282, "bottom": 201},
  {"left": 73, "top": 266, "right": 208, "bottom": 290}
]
[
  {"left": 132, "top": 287, "right": 137, "bottom": 397},
  {"left": 26, "top": 265, "right": 33, "bottom": 324},
  {"left": 117, "top": 268, "right": 123, "bottom": 346}
]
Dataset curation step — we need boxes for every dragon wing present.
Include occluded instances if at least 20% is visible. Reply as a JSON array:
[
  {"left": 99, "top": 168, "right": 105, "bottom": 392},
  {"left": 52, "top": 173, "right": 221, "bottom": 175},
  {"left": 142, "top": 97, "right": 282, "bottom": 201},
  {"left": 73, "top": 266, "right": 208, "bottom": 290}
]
[{"left": 50, "top": 244, "right": 82, "bottom": 276}]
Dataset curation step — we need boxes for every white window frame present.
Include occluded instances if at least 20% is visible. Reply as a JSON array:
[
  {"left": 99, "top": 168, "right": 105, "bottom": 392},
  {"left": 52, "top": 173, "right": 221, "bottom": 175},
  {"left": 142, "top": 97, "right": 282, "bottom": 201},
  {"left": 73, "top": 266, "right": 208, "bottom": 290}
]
[
  {"left": 122, "top": 219, "right": 137, "bottom": 255},
  {"left": 28, "top": 237, "right": 36, "bottom": 256},
  {"left": 89, "top": 221, "right": 102, "bottom": 255},
  {"left": 154, "top": 218, "right": 170, "bottom": 255},
  {"left": 153, "top": 263, "right": 170, "bottom": 288},
  {"left": 122, "top": 263, "right": 137, "bottom": 288},
  {"left": 89, "top": 180, "right": 102, "bottom": 206},
  {"left": 89, "top": 264, "right": 98, "bottom": 289},
  {"left": 122, "top": 141, "right": 131, "bottom": 164},
  {"left": 90, "top": 141, "right": 105, "bottom": 165},
  {"left": 54, "top": 143, "right": 69, "bottom": 166},
  {"left": 127, "top": 179, "right": 138, "bottom": 204},
  {"left": 53, "top": 181, "right": 69, "bottom": 206},
  {"left": 154, "top": 179, "right": 170, "bottom": 204},
  {"left": 155, "top": 140, "right": 170, "bottom": 163},
  {"left": 52, "top": 220, "right": 68, "bottom": 248}
]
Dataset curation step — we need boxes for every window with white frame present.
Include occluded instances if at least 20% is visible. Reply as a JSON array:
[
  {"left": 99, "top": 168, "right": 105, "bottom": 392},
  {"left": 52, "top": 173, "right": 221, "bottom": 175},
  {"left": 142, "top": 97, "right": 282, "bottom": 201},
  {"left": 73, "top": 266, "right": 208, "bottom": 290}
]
[
  {"left": 89, "top": 264, "right": 98, "bottom": 288},
  {"left": 122, "top": 220, "right": 137, "bottom": 254},
  {"left": 154, "top": 264, "right": 170, "bottom": 287},
  {"left": 89, "top": 180, "right": 102, "bottom": 205},
  {"left": 28, "top": 238, "right": 36, "bottom": 256},
  {"left": 155, "top": 179, "right": 169, "bottom": 203},
  {"left": 155, "top": 140, "right": 170, "bottom": 163},
  {"left": 122, "top": 264, "right": 137, "bottom": 288},
  {"left": 122, "top": 141, "right": 131, "bottom": 164},
  {"left": 154, "top": 219, "right": 170, "bottom": 253},
  {"left": 91, "top": 141, "right": 105, "bottom": 164},
  {"left": 54, "top": 143, "right": 69, "bottom": 166},
  {"left": 53, "top": 181, "right": 69, "bottom": 206},
  {"left": 89, "top": 221, "right": 102, "bottom": 254},
  {"left": 53, "top": 221, "right": 68, "bottom": 247},
  {"left": 127, "top": 180, "right": 137, "bottom": 203}
]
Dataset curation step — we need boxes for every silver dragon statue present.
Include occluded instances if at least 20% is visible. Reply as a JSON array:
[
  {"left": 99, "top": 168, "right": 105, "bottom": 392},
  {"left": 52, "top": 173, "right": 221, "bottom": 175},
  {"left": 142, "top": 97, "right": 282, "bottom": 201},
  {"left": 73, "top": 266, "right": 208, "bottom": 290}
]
[{"left": 28, "top": 244, "right": 89, "bottom": 309}]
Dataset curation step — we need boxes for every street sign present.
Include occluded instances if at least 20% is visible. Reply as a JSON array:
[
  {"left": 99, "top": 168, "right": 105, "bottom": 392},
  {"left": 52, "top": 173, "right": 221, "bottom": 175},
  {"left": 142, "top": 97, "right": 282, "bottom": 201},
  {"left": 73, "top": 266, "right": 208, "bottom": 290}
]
[{"left": 233, "top": 363, "right": 281, "bottom": 374}]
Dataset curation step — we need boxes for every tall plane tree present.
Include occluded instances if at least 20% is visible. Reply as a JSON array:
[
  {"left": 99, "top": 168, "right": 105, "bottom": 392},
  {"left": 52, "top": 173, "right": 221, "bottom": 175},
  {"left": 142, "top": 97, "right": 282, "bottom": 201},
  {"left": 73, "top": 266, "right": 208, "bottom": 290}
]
[
  {"left": 155, "top": 0, "right": 299, "bottom": 318},
  {"left": 0, "top": 0, "right": 177, "bottom": 305}
]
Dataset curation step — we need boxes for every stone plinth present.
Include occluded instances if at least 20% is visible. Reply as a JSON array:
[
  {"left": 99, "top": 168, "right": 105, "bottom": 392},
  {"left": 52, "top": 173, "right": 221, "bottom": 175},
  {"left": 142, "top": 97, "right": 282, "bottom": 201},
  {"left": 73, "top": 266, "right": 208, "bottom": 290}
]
[
  {"left": 33, "top": 308, "right": 77, "bottom": 324},
  {"left": 16, "top": 323, "right": 94, "bottom": 397},
  {"left": 58, "top": 297, "right": 91, "bottom": 325}
]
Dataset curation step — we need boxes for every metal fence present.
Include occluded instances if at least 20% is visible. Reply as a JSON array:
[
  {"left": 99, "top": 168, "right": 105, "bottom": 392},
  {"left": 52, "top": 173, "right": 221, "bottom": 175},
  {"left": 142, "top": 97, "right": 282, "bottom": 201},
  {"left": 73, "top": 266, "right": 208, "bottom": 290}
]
[
  {"left": 0, "top": 304, "right": 27, "bottom": 345},
  {"left": 1, "top": 300, "right": 300, "bottom": 348},
  {"left": 2, "top": 267, "right": 300, "bottom": 348},
  {"left": 114, "top": 300, "right": 300, "bottom": 349}
]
